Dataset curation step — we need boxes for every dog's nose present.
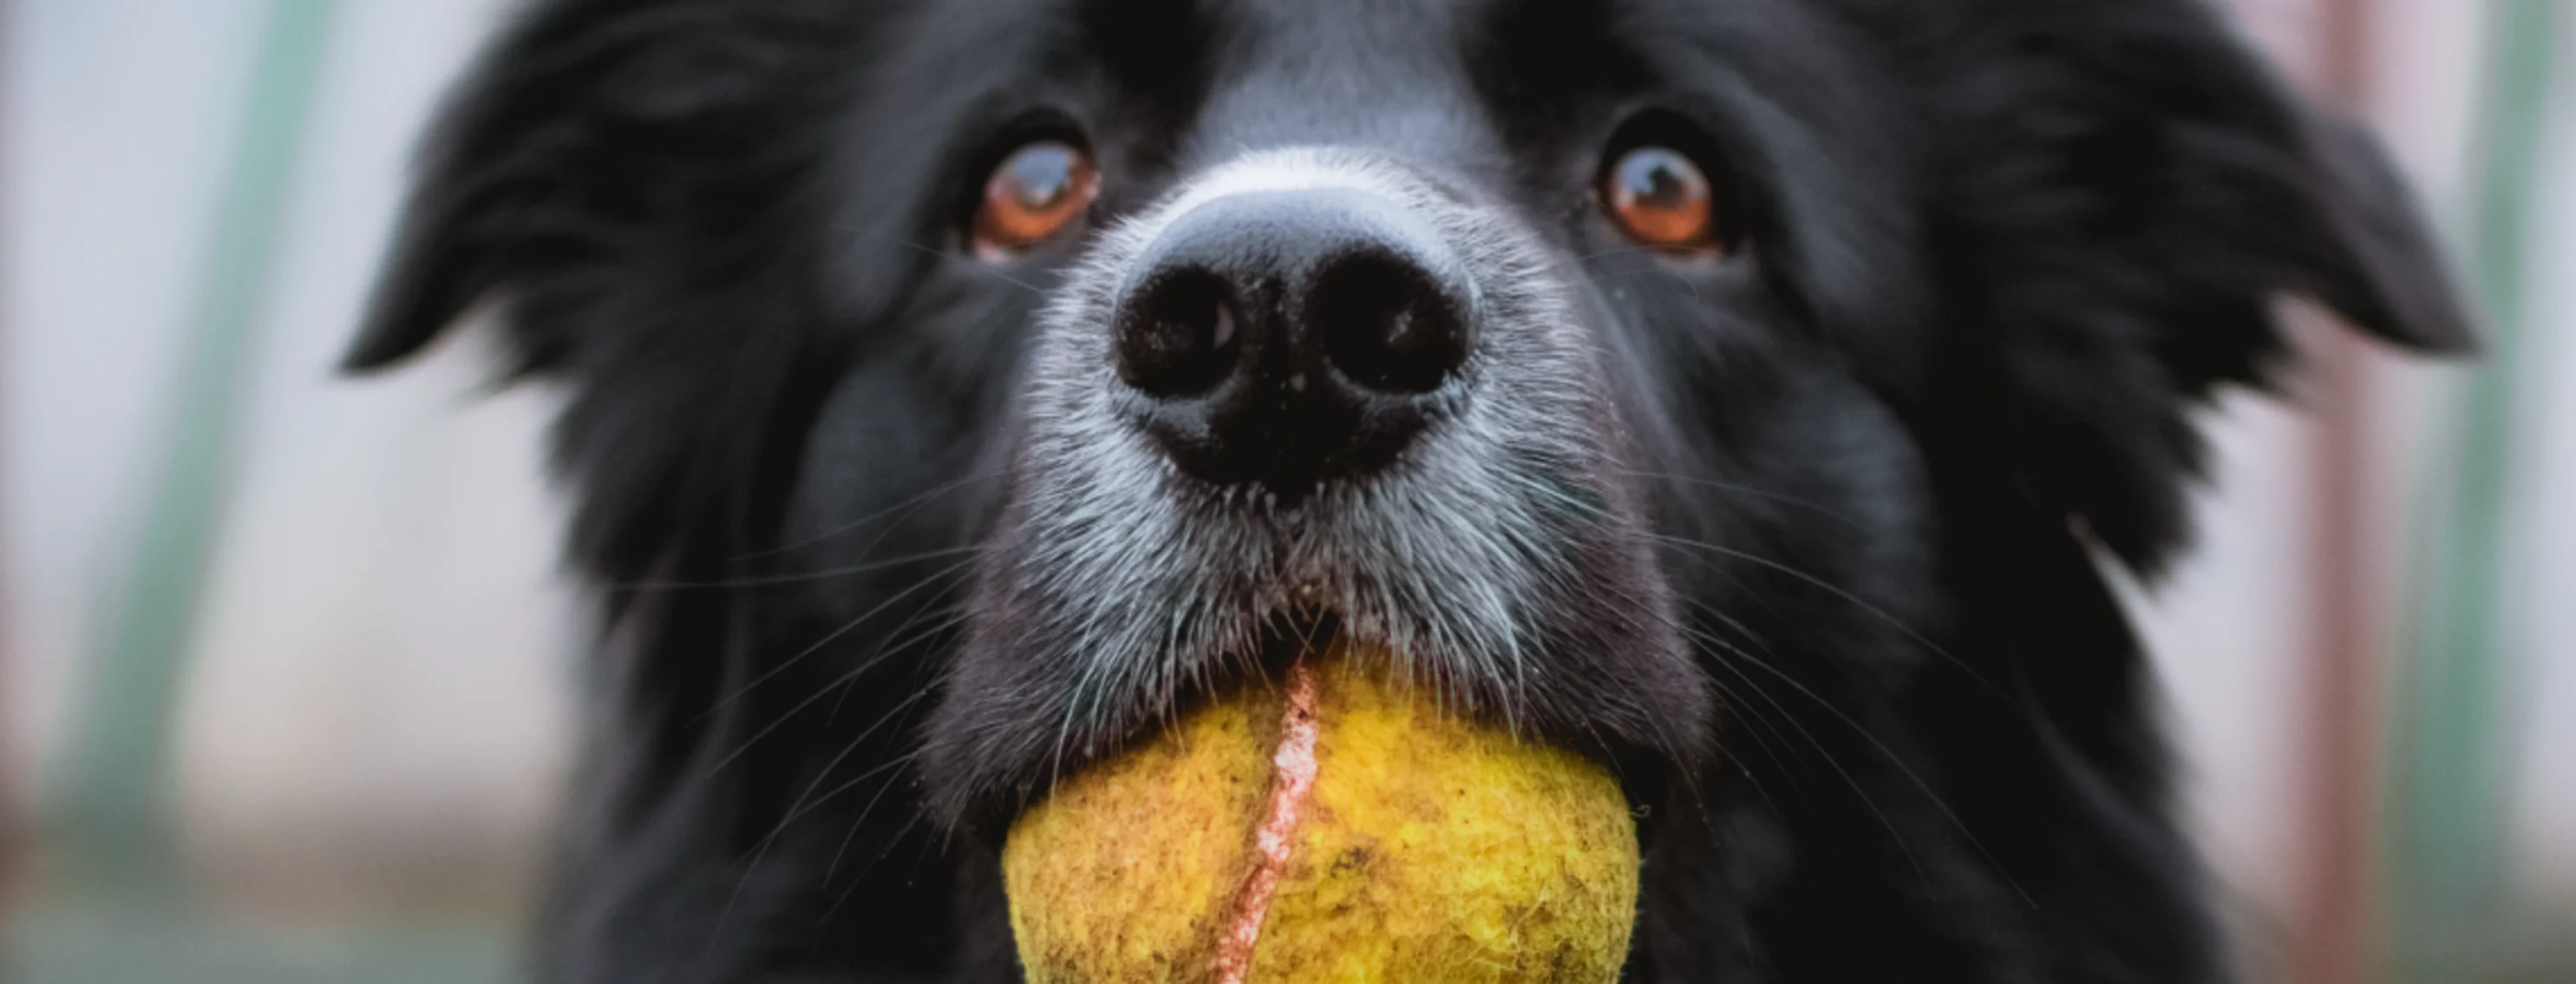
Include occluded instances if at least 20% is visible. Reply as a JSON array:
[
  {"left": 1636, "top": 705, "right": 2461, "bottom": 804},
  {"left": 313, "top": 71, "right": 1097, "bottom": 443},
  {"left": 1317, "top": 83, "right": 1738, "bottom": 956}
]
[{"left": 1112, "top": 188, "right": 1474, "bottom": 500}]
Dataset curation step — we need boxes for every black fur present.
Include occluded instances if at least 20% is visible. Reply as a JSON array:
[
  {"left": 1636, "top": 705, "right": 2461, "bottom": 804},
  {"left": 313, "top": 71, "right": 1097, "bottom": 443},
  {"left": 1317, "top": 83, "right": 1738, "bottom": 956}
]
[{"left": 350, "top": 1, "right": 2470, "bottom": 981}]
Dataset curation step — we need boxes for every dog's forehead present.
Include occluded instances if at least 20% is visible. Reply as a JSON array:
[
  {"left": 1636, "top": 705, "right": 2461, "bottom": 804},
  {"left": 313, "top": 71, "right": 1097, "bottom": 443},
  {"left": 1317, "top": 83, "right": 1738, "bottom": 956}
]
[
  {"left": 873, "top": 0, "right": 1807, "bottom": 164},
  {"left": 1180, "top": 0, "right": 1500, "bottom": 168},
  {"left": 1115, "top": 0, "right": 1804, "bottom": 172}
]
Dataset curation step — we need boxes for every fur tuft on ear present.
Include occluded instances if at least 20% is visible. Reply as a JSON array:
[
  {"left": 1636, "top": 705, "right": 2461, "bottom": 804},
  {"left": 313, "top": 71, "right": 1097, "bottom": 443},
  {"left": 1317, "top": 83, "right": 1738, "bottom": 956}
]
[
  {"left": 345, "top": 0, "right": 861, "bottom": 377},
  {"left": 345, "top": 0, "right": 871, "bottom": 587},
  {"left": 1899, "top": 0, "right": 2475, "bottom": 574}
]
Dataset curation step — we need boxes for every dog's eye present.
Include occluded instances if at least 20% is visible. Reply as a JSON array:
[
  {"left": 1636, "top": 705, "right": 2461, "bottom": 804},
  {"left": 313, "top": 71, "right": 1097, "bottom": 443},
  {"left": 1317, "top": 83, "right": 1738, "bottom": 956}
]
[
  {"left": 973, "top": 140, "right": 1099, "bottom": 259},
  {"left": 1599, "top": 147, "right": 1725, "bottom": 253}
]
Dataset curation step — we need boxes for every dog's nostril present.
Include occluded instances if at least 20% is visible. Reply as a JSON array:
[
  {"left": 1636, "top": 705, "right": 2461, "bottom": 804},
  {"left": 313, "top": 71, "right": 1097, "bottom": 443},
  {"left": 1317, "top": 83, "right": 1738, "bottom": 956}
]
[
  {"left": 1309, "top": 255, "right": 1471, "bottom": 395},
  {"left": 1115, "top": 271, "right": 1240, "bottom": 397}
]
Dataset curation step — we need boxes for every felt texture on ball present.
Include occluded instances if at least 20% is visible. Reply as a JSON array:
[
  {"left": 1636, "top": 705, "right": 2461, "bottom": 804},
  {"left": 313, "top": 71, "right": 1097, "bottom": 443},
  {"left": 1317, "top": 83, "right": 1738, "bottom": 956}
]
[{"left": 1002, "top": 638, "right": 1640, "bottom": 983}]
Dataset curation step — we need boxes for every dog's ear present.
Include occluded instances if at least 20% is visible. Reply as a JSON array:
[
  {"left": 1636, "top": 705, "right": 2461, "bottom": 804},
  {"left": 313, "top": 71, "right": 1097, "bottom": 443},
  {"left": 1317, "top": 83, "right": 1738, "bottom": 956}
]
[
  {"left": 1920, "top": 1, "right": 2475, "bottom": 574},
  {"left": 348, "top": 1, "right": 866, "bottom": 585},
  {"left": 344, "top": 1, "right": 848, "bottom": 375}
]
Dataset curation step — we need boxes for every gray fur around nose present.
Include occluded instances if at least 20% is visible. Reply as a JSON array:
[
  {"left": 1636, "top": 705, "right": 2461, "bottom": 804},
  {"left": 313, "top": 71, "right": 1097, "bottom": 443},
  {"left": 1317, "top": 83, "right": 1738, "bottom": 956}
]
[{"left": 1118, "top": 187, "right": 1475, "bottom": 312}]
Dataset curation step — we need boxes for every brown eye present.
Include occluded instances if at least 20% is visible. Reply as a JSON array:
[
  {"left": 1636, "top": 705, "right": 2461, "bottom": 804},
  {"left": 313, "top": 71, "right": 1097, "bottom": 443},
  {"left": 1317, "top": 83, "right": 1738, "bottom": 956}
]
[
  {"left": 1600, "top": 146, "right": 1722, "bottom": 253},
  {"left": 972, "top": 140, "right": 1100, "bottom": 259}
]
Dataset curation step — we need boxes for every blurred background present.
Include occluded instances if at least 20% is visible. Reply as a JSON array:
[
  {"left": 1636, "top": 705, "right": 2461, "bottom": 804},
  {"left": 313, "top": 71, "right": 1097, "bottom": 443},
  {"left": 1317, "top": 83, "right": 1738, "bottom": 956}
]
[{"left": 0, "top": 1, "right": 2566, "bottom": 981}]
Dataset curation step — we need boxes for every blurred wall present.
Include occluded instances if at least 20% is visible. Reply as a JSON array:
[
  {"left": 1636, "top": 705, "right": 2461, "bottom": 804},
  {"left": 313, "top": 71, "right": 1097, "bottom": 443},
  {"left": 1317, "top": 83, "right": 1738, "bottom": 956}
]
[
  {"left": 4, "top": 0, "right": 568, "bottom": 922},
  {"left": 2511, "top": 28, "right": 2576, "bottom": 905}
]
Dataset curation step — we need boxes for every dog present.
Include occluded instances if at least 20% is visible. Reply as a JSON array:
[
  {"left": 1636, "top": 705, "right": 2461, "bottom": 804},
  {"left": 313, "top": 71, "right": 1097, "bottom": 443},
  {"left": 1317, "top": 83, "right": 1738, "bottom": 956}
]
[{"left": 347, "top": 0, "right": 2472, "bottom": 980}]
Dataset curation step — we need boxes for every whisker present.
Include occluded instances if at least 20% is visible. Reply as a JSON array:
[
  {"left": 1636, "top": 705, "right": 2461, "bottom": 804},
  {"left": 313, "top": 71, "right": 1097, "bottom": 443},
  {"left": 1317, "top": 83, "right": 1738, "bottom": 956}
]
[
  {"left": 816, "top": 800, "right": 937, "bottom": 926},
  {"left": 1677, "top": 626, "right": 1809, "bottom": 814},
  {"left": 608, "top": 542, "right": 987, "bottom": 592},
  {"left": 819, "top": 745, "right": 934, "bottom": 884},
  {"left": 1610, "top": 468, "right": 1864, "bottom": 528},
  {"left": 786, "top": 690, "right": 939, "bottom": 836},
  {"left": 720, "top": 740, "right": 934, "bottom": 946},
  {"left": 1685, "top": 619, "right": 1912, "bottom": 838},
  {"left": 743, "top": 468, "right": 1005, "bottom": 561},
  {"left": 1696, "top": 605, "right": 1776, "bottom": 659},
  {"left": 1583, "top": 261, "right": 1704, "bottom": 304},
  {"left": 695, "top": 554, "right": 983, "bottom": 758},
  {"left": 1644, "top": 531, "right": 1997, "bottom": 693},
  {"left": 1690, "top": 601, "right": 2036, "bottom": 909},
  {"left": 825, "top": 600, "right": 973, "bottom": 725},
  {"left": 1570, "top": 241, "right": 1684, "bottom": 264},
  {"left": 748, "top": 686, "right": 940, "bottom": 872},
  {"left": 1679, "top": 622, "right": 1808, "bottom": 761},
  {"left": 837, "top": 225, "right": 1053, "bottom": 296}
]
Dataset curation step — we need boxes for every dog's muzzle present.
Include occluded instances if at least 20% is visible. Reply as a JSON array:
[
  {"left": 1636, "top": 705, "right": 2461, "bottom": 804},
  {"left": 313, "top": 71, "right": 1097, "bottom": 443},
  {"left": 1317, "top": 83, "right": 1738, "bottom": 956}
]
[{"left": 927, "top": 148, "right": 1710, "bottom": 983}]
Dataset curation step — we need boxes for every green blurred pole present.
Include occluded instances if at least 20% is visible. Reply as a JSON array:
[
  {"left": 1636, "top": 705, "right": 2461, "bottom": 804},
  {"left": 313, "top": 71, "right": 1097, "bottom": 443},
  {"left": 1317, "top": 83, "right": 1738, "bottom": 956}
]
[
  {"left": 2388, "top": 0, "right": 2557, "bottom": 978},
  {"left": 47, "top": 0, "right": 333, "bottom": 904}
]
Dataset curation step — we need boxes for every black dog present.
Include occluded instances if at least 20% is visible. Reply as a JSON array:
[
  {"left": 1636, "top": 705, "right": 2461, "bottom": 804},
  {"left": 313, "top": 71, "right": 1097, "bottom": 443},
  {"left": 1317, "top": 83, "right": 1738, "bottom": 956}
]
[{"left": 349, "top": 0, "right": 2470, "bottom": 980}]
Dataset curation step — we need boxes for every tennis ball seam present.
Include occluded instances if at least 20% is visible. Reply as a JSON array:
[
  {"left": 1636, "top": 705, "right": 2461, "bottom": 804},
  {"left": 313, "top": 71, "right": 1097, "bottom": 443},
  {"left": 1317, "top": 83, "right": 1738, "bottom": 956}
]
[{"left": 1211, "top": 660, "right": 1323, "bottom": 984}]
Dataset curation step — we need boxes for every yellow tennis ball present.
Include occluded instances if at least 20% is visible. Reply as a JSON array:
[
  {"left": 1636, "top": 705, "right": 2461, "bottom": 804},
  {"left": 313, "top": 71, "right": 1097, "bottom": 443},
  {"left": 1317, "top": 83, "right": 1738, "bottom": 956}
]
[{"left": 1002, "top": 638, "right": 1640, "bottom": 983}]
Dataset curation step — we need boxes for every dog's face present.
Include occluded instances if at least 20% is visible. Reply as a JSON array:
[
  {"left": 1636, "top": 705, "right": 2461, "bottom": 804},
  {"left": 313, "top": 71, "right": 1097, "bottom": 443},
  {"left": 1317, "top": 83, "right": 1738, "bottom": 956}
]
[
  {"left": 351, "top": 0, "right": 2468, "bottom": 978},
  {"left": 939, "top": 136, "right": 1713, "bottom": 804}
]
